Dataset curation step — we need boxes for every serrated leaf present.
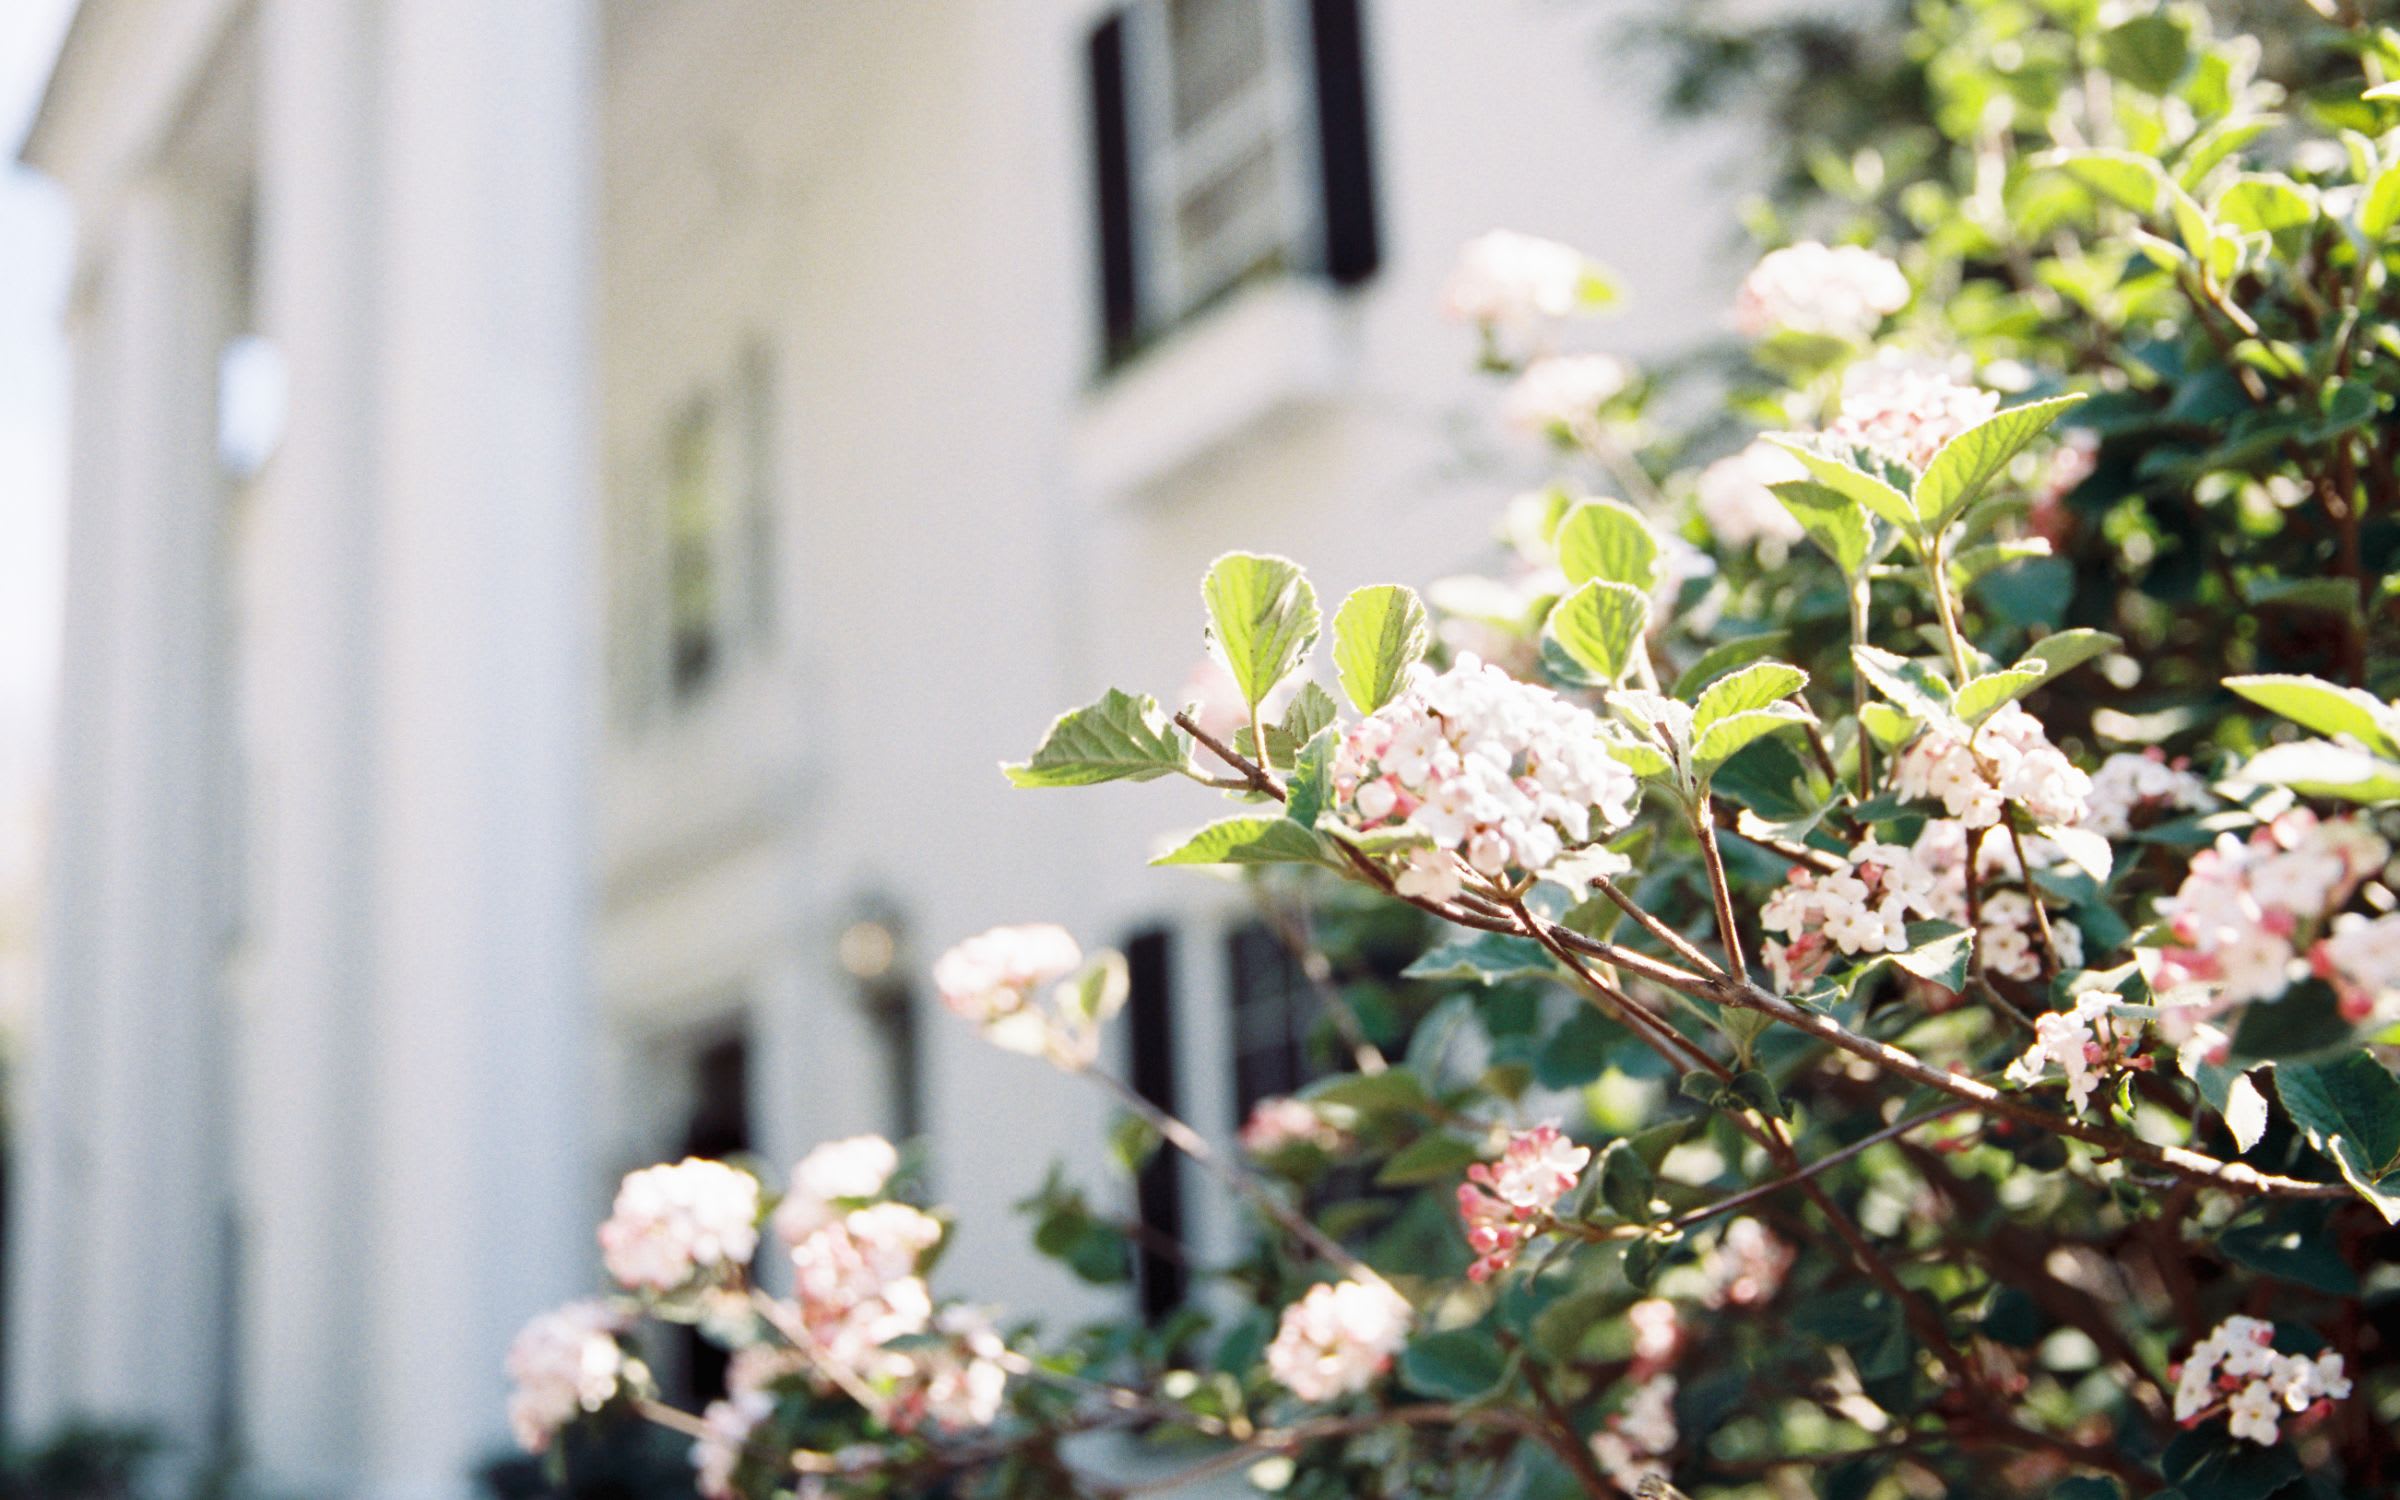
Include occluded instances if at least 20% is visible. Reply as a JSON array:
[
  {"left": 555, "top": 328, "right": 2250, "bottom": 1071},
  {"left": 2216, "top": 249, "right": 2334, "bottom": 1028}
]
[
  {"left": 1543, "top": 579, "right": 1652, "bottom": 685},
  {"left": 1691, "top": 704, "right": 1811, "bottom": 779},
  {"left": 1535, "top": 1010, "right": 1617, "bottom": 1090},
  {"left": 1858, "top": 702, "right": 1914, "bottom": 748},
  {"left": 1202, "top": 552, "right": 1320, "bottom": 710},
  {"left": 1285, "top": 725, "right": 1339, "bottom": 827},
  {"left": 1952, "top": 665, "right": 2049, "bottom": 727},
  {"left": 1913, "top": 394, "right": 2087, "bottom": 535},
  {"left": 1555, "top": 498, "right": 1659, "bottom": 591},
  {"left": 1767, "top": 437, "right": 1920, "bottom": 536},
  {"left": 1305, "top": 1068, "right": 1431, "bottom": 1117},
  {"left": 2237, "top": 740, "right": 2400, "bottom": 804},
  {"left": 2160, "top": 1421, "right": 2303, "bottom": 1500},
  {"left": 1153, "top": 815, "right": 1345, "bottom": 871},
  {"left": 2099, "top": 12, "right": 2186, "bottom": 93},
  {"left": 1769, "top": 479, "right": 1876, "bottom": 574},
  {"left": 1332, "top": 584, "right": 1428, "bottom": 714},
  {"left": 1693, "top": 661, "right": 1809, "bottom": 733},
  {"left": 1852, "top": 645, "right": 1956, "bottom": 727},
  {"left": 2224, "top": 673, "right": 2400, "bottom": 759},
  {"left": 1005, "top": 688, "right": 1193, "bottom": 787},
  {"left": 1403, "top": 933, "right": 1557, "bottom": 985},
  {"left": 2193, "top": 1062, "right": 2270, "bottom": 1153},
  {"left": 2276, "top": 1052, "right": 2400, "bottom": 1222},
  {"left": 1606, "top": 738, "right": 1675, "bottom": 779}
]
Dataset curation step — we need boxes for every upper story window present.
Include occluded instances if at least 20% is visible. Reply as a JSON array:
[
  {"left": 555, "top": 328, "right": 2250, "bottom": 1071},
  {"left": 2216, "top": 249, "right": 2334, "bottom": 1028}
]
[
  {"left": 611, "top": 343, "right": 779, "bottom": 729},
  {"left": 1086, "top": 0, "right": 1379, "bottom": 370}
]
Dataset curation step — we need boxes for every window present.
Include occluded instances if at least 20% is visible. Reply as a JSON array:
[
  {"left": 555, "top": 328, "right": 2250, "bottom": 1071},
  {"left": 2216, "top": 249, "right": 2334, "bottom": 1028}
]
[
  {"left": 672, "top": 1029, "right": 752, "bottom": 1402},
  {"left": 1226, "top": 919, "right": 1326, "bottom": 1117},
  {"left": 1123, "top": 927, "right": 1187, "bottom": 1322},
  {"left": 611, "top": 342, "right": 780, "bottom": 724},
  {"left": 1086, "top": 0, "right": 1379, "bottom": 367}
]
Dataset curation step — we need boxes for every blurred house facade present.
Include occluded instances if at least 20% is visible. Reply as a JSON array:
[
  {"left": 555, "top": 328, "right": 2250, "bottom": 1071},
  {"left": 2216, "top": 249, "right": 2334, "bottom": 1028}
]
[{"left": 7, "top": 0, "right": 1752, "bottom": 1493}]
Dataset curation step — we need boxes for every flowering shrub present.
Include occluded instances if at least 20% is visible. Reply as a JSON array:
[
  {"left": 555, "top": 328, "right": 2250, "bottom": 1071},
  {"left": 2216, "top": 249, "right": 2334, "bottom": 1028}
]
[{"left": 512, "top": 5, "right": 2400, "bottom": 1496}]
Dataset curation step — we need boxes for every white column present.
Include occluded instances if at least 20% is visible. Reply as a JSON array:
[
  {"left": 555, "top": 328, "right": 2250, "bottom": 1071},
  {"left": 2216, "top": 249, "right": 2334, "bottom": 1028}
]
[
  {"left": 79, "top": 176, "right": 240, "bottom": 1458},
  {"left": 4, "top": 260, "right": 122, "bottom": 1438},
  {"left": 364, "top": 1, "right": 599, "bottom": 1491},
  {"left": 239, "top": 0, "right": 380, "bottom": 1486}
]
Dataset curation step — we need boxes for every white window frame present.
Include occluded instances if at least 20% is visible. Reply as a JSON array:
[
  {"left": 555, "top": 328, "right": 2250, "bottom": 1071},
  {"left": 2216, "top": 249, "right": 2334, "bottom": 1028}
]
[{"left": 1121, "top": 0, "right": 1323, "bottom": 335}]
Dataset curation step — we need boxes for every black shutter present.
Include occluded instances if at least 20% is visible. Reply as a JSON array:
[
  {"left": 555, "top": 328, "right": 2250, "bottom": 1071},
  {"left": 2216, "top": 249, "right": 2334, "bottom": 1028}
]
[
  {"left": 1307, "top": 0, "right": 1379, "bottom": 286},
  {"left": 1125, "top": 928, "right": 1188, "bottom": 1322},
  {"left": 1087, "top": 11, "right": 1143, "bottom": 365}
]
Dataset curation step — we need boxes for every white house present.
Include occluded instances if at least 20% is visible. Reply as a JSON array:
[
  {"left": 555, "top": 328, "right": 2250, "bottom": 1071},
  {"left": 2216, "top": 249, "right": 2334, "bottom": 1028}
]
[{"left": 7, "top": 2, "right": 1756, "bottom": 1494}]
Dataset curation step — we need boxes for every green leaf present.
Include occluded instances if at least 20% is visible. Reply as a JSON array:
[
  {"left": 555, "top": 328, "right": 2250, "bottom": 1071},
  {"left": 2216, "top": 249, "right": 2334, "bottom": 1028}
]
[
  {"left": 1535, "top": 1010, "right": 1617, "bottom": 1090},
  {"left": 1376, "top": 1134, "right": 1481, "bottom": 1187},
  {"left": 1851, "top": 645, "right": 1956, "bottom": 727},
  {"left": 1152, "top": 815, "right": 1345, "bottom": 871},
  {"left": 1913, "top": 394, "right": 2087, "bottom": 535},
  {"left": 1332, "top": 584, "right": 1428, "bottom": 714},
  {"left": 1399, "top": 1329, "right": 1507, "bottom": 1400},
  {"left": 1674, "top": 631, "right": 1793, "bottom": 700},
  {"left": 1279, "top": 680, "right": 1339, "bottom": 745},
  {"left": 1005, "top": 688, "right": 1193, "bottom": 787},
  {"left": 1595, "top": 1138, "right": 1655, "bottom": 1222},
  {"left": 1543, "top": 579, "right": 1652, "bottom": 685},
  {"left": 2363, "top": 159, "right": 2400, "bottom": 238},
  {"left": 2159, "top": 1423, "right": 2302, "bottom": 1500},
  {"left": 2238, "top": 740, "right": 2400, "bottom": 804},
  {"left": 1858, "top": 702, "right": 1914, "bottom": 749},
  {"left": 1692, "top": 704, "right": 1812, "bottom": 779},
  {"left": 1404, "top": 933, "right": 1557, "bottom": 985},
  {"left": 1285, "top": 725, "right": 1339, "bottom": 828},
  {"left": 1555, "top": 499, "right": 1659, "bottom": 591},
  {"left": 2217, "top": 1203, "right": 2358, "bottom": 1295},
  {"left": 2224, "top": 674, "right": 2400, "bottom": 758},
  {"left": 2043, "top": 147, "right": 2168, "bottom": 213},
  {"left": 1202, "top": 552, "right": 1320, "bottom": 710},
  {"left": 1306, "top": 1068, "right": 1431, "bottom": 1118},
  {"left": 1952, "top": 665, "right": 2050, "bottom": 727},
  {"left": 1767, "top": 438, "right": 1919, "bottom": 536},
  {"left": 2212, "top": 175, "right": 2314, "bottom": 239},
  {"left": 1693, "top": 661, "right": 1809, "bottom": 733},
  {"left": 2018, "top": 627, "right": 2121, "bottom": 681},
  {"left": 1888, "top": 921, "right": 1973, "bottom": 992},
  {"left": 1606, "top": 737, "right": 1675, "bottom": 779},
  {"left": 2099, "top": 12, "right": 2187, "bottom": 93},
  {"left": 2276, "top": 1052, "right": 2400, "bottom": 1222},
  {"left": 1770, "top": 479, "right": 1875, "bottom": 574}
]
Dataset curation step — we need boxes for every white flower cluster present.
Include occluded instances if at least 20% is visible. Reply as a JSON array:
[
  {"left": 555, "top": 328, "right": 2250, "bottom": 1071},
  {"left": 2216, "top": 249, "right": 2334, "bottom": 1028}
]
[
  {"left": 886, "top": 1306, "right": 1011, "bottom": 1437},
  {"left": 1763, "top": 821, "right": 2086, "bottom": 992},
  {"left": 1265, "top": 1278, "right": 1413, "bottom": 1402},
  {"left": 1694, "top": 440, "right": 1806, "bottom": 549},
  {"left": 2174, "top": 1316, "right": 2350, "bottom": 1447},
  {"left": 1825, "top": 351, "right": 1999, "bottom": 471},
  {"left": 1589, "top": 1373, "right": 1678, "bottom": 1494},
  {"left": 600, "top": 1158, "right": 762, "bottom": 1292},
  {"left": 2315, "top": 910, "right": 2400, "bottom": 1025},
  {"left": 774, "top": 1134, "right": 900, "bottom": 1243},
  {"left": 1893, "top": 702, "right": 2091, "bottom": 830},
  {"left": 1699, "top": 1216, "right": 1794, "bottom": 1309},
  {"left": 2154, "top": 809, "right": 2389, "bottom": 1011},
  {"left": 1733, "top": 241, "right": 1910, "bottom": 343},
  {"left": 1334, "top": 654, "right": 1638, "bottom": 903},
  {"left": 505, "top": 1300, "right": 628, "bottom": 1454},
  {"left": 1502, "top": 353, "right": 1631, "bottom": 437},
  {"left": 1239, "top": 1096, "right": 1351, "bottom": 1157},
  {"left": 932, "top": 923, "right": 1096, "bottom": 1065},
  {"left": 2083, "top": 750, "right": 2214, "bottom": 838},
  {"left": 1456, "top": 1123, "right": 1592, "bottom": 1282},
  {"left": 1760, "top": 837, "right": 1946, "bottom": 990},
  {"left": 1443, "top": 230, "right": 1606, "bottom": 342},
  {"left": 2003, "top": 990, "right": 2128, "bottom": 1114},
  {"left": 692, "top": 1388, "right": 772, "bottom": 1500}
]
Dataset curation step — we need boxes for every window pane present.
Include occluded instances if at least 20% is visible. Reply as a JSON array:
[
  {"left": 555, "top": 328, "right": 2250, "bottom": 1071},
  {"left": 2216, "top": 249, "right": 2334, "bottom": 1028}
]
[
  {"left": 666, "top": 398, "right": 721, "bottom": 699},
  {"left": 1175, "top": 136, "right": 1285, "bottom": 287},
  {"left": 1167, "top": 0, "right": 1270, "bottom": 135}
]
